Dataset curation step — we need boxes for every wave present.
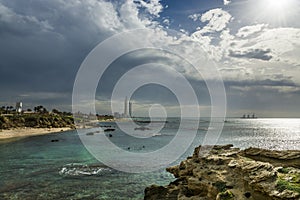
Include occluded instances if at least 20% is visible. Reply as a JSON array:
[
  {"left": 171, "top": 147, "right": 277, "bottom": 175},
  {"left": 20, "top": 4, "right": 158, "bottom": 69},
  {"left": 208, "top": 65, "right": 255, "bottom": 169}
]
[{"left": 59, "top": 163, "right": 113, "bottom": 177}]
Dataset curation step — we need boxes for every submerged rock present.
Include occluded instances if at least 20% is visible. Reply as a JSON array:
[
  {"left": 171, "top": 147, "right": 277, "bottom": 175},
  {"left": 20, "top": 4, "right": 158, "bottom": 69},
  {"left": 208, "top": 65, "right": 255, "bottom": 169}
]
[
  {"left": 144, "top": 145, "right": 300, "bottom": 200},
  {"left": 104, "top": 128, "right": 115, "bottom": 132}
]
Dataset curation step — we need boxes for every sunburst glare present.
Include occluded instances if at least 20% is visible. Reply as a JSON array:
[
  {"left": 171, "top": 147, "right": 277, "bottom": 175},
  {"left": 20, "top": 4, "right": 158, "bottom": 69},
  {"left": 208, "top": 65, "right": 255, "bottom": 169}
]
[{"left": 246, "top": 0, "right": 299, "bottom": 25}]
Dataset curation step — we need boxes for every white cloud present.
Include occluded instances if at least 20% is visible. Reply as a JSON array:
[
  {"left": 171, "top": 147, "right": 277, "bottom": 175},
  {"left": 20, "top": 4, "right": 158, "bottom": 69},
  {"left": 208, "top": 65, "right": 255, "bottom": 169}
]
[
  {"left": 179, "top": 29, "right": 189, "bottom": 35},
  {"left": 0, "top": 0, "right": 161, "bottom": 38},
  {"left": 163, "top": 18, "right": 170, "bottom": 26},
  {"left": 230, "top": 27, "right": 300, "bottom": 65},
  {"left": 223, "top": 0, "right": 231, "bottom": 5},
  {"left": 134, "top": 0, "right": 163, "bottom": 17},
  {"left": 187, "top": 8, "right": 300, "bottom": 87},
  {"left": 89, "top": 0, "right": 124, "bottom": 32},
  {"left": 236, "top": 24, "right": 268, "bottom": 38},
  {"left": 119, "top": 0, "right": 151, "bottom": 29},
  {"left": 188, "top": 13, "right": 201, "bottom": 21},
  {"left": 188, "top": 9, "right": 233, "bottom": 61},
  {"left": 199, "top": 8, "right": 233, "bottom": 33}
]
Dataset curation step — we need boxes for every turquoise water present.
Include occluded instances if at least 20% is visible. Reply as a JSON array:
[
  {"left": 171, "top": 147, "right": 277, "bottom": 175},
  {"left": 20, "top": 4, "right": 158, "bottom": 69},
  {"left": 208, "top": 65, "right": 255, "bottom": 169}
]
[{"left": 0, "top": 118, "right": 299, "bottom": 199}]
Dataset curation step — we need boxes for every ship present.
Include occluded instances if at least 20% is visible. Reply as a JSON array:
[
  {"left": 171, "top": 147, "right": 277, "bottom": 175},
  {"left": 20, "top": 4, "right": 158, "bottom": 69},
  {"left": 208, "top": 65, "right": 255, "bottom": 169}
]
[{"left": 241, "top": 113, "right": 257, "bottom": 119}]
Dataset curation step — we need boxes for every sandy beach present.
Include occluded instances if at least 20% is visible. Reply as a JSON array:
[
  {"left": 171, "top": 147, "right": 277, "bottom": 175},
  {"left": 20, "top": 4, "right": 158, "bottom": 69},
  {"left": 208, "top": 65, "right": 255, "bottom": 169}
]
[{"left": 0, "top": 127, "right": 73, "bottom": 140}]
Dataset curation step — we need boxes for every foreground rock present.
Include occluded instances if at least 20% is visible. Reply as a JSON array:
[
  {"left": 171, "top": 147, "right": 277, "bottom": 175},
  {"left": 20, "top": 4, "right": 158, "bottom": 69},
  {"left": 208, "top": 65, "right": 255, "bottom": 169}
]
[{"left": 144, "top": 145, "right": 300, "bottom": 200}]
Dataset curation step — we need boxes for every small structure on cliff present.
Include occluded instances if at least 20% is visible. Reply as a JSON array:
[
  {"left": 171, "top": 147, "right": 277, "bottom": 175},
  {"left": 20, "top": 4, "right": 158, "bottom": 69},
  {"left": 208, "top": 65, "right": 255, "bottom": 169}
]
[{"left": 16, "top": 102, "right": 22, "bottom": 113}]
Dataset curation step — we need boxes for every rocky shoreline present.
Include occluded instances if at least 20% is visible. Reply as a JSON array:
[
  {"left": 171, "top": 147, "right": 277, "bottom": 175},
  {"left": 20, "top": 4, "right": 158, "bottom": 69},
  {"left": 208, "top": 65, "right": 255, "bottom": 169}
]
[{"left": 144, "top": 145, "right": 300, "bottom": 200}]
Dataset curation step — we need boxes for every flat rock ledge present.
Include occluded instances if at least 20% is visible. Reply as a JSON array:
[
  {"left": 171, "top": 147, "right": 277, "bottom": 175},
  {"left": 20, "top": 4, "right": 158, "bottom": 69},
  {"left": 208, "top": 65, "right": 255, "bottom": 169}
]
[{"left": 144, "top": 145, "right": 300, "bottom": 200}]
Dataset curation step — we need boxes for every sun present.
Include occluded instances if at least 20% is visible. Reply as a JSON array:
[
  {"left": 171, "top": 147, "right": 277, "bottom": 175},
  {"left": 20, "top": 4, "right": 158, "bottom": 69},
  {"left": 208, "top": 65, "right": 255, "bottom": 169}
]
[
  {"left": 263, "top": 0, "right": 292, "bottom": 11},
  {"left": 255, "top": 0, "right": 298, "bottom": 25}
]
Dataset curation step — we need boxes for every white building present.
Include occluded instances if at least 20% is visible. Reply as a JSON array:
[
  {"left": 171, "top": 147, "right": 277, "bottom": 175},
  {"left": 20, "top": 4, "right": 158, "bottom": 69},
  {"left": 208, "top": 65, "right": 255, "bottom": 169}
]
[{"left": 16, "top": 102, "right": 22, "bottom": 113}]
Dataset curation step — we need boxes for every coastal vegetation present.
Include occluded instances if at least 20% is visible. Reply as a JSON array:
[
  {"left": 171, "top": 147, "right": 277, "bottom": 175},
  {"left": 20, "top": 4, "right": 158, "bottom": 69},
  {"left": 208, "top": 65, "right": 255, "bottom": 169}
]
[
  {"left": 96, "top": 114, "right": 114, "bottom": 121},
  {"left": 0, "top": 106, "right": 74, "bottom": 130},
  {"left": 276, "top": 169, "right": 300, "bottom": 193}
]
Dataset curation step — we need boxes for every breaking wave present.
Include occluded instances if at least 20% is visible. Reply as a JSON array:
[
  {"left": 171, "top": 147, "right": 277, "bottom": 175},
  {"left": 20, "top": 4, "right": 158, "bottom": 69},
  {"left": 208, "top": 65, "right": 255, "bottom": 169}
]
[{"left": 59, "top": 163, "right": 113, "bottom": 177}]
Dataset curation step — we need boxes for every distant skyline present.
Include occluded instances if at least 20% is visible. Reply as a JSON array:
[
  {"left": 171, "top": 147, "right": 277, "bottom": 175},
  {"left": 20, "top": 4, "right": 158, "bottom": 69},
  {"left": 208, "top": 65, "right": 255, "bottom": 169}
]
[{"left": 0, "top": 0, "right": 300, "bottom": 117}]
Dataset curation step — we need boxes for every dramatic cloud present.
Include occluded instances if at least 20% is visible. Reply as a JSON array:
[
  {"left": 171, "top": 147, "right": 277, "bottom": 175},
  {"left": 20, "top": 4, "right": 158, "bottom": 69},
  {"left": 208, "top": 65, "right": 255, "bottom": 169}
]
[{"left": 1, "top": 0, "right": 300, "bottom": 116}]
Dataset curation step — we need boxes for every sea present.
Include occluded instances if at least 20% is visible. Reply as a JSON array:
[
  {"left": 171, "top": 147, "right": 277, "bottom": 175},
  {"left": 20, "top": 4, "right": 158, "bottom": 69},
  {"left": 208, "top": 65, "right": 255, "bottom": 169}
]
[{"left": 0, "top": 118, "right": 299, "bottom": 199}]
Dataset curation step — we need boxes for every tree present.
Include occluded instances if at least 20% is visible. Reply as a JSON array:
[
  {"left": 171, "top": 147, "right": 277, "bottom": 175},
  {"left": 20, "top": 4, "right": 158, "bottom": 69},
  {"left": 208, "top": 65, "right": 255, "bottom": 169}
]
[
  {"left": 52, "top": 108, "right": 61, "bottom": 114},
  {"left": 34, "top": 105, "right": 48, "bottom": 114},
  {"left": 0, "top": 106, "right": 5, "bottom": 114}
]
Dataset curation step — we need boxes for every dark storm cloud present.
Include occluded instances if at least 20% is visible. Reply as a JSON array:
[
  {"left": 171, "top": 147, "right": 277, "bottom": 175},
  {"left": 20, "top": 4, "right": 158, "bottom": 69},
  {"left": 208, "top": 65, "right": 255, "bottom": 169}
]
[
  {"left": 96, "top": 49, "right": 211, "bottom": 105},
  {"left": 228, "top": 48, "right": 273, "bottom": 61},
  {"left": 0, "top": 0, "right": 121, "bottom": 99}
]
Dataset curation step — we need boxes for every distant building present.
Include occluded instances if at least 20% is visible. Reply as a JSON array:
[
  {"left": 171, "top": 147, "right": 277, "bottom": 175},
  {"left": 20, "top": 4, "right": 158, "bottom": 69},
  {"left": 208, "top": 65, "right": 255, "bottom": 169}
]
[
  {"left": 16, "top": 102, "right": 22, "bottom": 113},
  {"left": 114, "top": 112, "right": 121, "bottom": 119},
  {"left": 129, "top": 101, "right": 132, "bottom": 117},
  {"left": 124, "top": 96, "right": 128, "bottom": 117},
  {"left": 117, "top": 97, "right": 133, "bottom": 118}
]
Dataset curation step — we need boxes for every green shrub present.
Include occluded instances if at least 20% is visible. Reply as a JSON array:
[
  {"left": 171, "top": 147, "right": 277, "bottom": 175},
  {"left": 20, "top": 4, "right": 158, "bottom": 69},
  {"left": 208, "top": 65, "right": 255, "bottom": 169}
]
[
  {"left": 218, "top": 190, "right": 234, "bottom": 200},
  {"left": 276, "top": 179, "right": 300, "bottom": 193},
  {"left": 277, "top": 167, "right": 291, "bottom": 174}
]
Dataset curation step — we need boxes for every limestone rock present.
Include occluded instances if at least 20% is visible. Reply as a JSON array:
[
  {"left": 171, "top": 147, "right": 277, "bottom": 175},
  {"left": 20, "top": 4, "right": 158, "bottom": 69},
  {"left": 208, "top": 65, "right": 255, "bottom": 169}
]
[{"left": 144, "top": 145, "right": 300, "bottom": 200}]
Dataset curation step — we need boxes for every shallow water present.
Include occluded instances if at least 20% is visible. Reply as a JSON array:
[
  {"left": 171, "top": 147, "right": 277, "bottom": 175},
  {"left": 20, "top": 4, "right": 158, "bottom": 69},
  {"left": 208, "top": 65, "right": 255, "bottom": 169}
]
[{"left": 0, "top": 118, "right": 299, "bottom": 199}]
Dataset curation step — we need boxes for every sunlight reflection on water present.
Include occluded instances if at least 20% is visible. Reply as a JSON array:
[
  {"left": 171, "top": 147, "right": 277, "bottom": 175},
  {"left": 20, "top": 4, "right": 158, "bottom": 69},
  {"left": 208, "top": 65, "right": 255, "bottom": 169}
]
[{"left": 221, "top": 118, "right": 300, "bottom": 150}]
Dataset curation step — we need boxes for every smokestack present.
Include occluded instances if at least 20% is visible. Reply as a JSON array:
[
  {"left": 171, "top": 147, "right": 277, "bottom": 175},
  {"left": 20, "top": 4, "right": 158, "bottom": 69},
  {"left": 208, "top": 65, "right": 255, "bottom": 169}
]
[
  {"left": 124, "top": 96, "right": 128, "bottom": 117},
  {"left": 129, "top": 101, "right": 132, "bottom": 117}
]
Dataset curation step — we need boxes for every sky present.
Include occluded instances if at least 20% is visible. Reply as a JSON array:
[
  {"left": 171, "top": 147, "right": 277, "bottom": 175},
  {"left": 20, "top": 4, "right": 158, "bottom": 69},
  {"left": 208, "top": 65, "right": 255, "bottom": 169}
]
[{"left": 0, "top": 0, "right": 300, "bottom": 117}]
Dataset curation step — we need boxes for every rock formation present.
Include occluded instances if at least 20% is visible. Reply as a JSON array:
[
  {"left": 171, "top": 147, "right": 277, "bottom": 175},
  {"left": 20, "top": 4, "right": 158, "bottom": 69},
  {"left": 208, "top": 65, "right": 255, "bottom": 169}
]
[{"left": 144, "top": 145, "right": 300, "bottom": 200}]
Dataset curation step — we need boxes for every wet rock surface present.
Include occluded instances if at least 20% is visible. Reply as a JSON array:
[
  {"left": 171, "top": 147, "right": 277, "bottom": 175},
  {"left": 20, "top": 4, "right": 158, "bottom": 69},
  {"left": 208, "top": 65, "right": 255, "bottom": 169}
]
[{"left": 144, "top": 145, "right": 300, "bottom": 200}]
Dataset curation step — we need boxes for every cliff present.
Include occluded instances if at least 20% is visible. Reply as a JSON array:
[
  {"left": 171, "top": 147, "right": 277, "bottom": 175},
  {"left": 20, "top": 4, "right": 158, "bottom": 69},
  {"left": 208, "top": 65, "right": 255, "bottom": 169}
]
[{"left": 144, "top": 145, "right": 300, "bottom": 200}]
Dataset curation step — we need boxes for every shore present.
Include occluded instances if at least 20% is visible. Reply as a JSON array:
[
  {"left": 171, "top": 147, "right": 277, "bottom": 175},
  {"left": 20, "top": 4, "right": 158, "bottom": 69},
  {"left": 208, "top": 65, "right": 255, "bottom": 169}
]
[{"left": 0, "top": 127, "right": 73, "bottom": 141}]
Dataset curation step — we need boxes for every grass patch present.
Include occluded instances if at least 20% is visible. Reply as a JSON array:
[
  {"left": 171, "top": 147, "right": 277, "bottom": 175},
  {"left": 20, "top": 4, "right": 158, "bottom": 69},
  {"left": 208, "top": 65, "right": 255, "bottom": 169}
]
[
  {"left": 292, "top": 173, "right": 300, "bottom": 184},
  {"left": 218, "top": 190, "right": 234, "bottom": 200},
  {"left": 276, "top": 179, "right": 300, "bottom": 193},
  {"left": 213, "top": 181, "right": 227, "bottom": 192},
  {"left": 277, "top": 167, "right": 291, "bottom": 174}
]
